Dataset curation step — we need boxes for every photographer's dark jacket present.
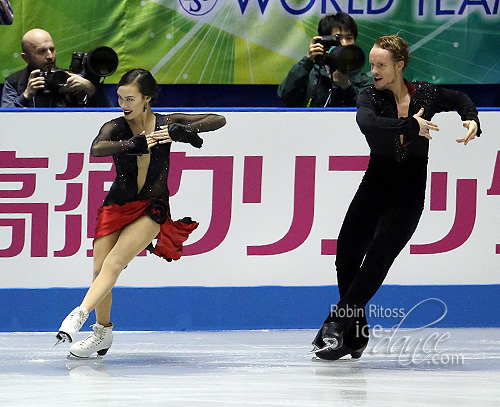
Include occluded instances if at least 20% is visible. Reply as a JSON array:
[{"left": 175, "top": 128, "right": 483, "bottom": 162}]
[
  {"left": 1, "top": 66, "right": 110, "bottom": 108},
  {"left": 278, "top": 56, "right": 372, "bottom": 107}
]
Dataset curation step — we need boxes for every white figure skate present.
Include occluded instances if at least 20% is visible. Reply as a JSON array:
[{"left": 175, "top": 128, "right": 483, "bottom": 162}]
[
  {"left": 55, "top": 306, "right": 89, "bottom": 344},
  {"left": 69, "top": 322, "right": 113, "bottom": 358}
]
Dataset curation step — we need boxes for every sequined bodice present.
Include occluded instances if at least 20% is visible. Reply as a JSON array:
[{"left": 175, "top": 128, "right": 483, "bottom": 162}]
[
  {"left": 356, "top": 81, "right": 480, "bottom": 158},
  {"left": 101, "top": 114, "right": 171, "bottom": 206},
  {"left": 359, "top": 82, "right": 437, "bottom": 157},
  {"left": 91, "top": 112, "right": 226, "bottom": 206}
]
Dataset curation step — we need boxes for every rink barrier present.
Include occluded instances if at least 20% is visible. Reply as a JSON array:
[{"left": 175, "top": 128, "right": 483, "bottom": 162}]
[
  {"left": 1, "top": 108, "right": 500, "bottom": 332},
  {"left": 0, "top": 284, "right": 499, "bottom": 332}
]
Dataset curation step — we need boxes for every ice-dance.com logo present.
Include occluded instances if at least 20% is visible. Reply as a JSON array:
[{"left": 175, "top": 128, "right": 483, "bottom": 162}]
[
  {"left": 368, "top": 299, "right": 465, "bottom": 367},
  {"left": 330, "top": 298, "right": 465, "bottom": 367},
  {"left": 179, "top": 0, "right": 217, "bottom": 16}
]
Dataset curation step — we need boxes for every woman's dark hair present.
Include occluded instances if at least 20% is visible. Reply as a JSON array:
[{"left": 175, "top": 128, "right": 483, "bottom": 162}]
[
  {"left": 118, "top": 68, "right": 157, "bottom": 100},
  {"left": 318, "top": 12, "right": 358, "bottom": 39}
]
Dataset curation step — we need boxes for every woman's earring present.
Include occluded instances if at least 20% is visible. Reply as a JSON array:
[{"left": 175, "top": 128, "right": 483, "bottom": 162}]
[{"left": 143, "top": 103, "right": 148, "bottom": 112}]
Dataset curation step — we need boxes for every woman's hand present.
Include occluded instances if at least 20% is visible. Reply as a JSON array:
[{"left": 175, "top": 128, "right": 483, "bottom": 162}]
[
  {"left": 413, "top": 107, "right": 439, "bottom": 140},
  {"left": 145, "top": 126, "right": 172, "bottom": 149},
  {"left": 456, "top": 120, "right": 478, "bottom": 146}
]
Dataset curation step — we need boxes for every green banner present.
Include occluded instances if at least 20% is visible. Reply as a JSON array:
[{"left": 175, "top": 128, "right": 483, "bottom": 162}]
[{"left": 1, "top": 0, "right": 499, "bottom": 84}]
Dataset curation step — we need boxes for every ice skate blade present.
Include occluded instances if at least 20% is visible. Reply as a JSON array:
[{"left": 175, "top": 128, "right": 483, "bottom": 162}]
[
  {"left": 311, "top": 344, "right": 367, "bottom": 361},
  {"left": 309, "top": 342, "right": 340, "bottom": 355},
  {"left": 311, "top": 355, "right": 360, "bottom": 362},
  {"left": 68, "top": 347, "right": 110, "bottom": 359},
  {"left": 67, "top": 354, "right": 103, "bottom": 361},
  {"left": 54, "top": 332, "right": 72, "bottom": 346}
]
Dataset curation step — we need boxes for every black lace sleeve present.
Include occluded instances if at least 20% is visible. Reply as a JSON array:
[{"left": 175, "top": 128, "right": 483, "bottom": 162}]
[
  {"left": 165, "top": 113, "right": 226, "bottom": 133},
  {"left": 435, "top": 87, "right": 481, "bottom": 136},
  {"left": 90, "top": 119, "right": 148, "bottom": 157},
  {"left": 159, "top": 113, "right": 226, "bottom": 149}
]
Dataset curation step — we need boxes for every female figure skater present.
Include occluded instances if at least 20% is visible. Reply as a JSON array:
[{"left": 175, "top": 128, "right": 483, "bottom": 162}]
[
  {"left": 312, "top": 35, "right": 480, "bottom": 360},
  {"left": 56, "top": 68, "right": 226, "bottom": 357}
]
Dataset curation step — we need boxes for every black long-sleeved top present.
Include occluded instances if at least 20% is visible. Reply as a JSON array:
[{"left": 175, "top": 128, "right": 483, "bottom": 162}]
[
  {"left": 91, "top": 113, "right": 226, "bottom": 206},
  {"left": 356, "top": 80, "right": 481, "bottom": 158}
]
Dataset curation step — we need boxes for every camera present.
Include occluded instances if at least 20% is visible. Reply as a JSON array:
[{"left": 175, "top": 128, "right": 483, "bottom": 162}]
[
  {"left": 36, "top": 68, "right": 68, "bottom": 93},
  {"left": 316, "top": 35, "right": 342, "bottom": 49},
  {"left": 35, "top": 46, "right": 118, "bottom": 96},
  {"left": 69, "top": 46, "right": 119, "bottom": 85},
  {"left": 315, "top": 35, "right": 366, "bottom": 74}
]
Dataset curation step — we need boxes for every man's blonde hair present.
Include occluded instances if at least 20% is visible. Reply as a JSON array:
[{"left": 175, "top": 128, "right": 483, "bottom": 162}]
[{"left": 375, "top": 34, "right": 410, "bottom": 69}]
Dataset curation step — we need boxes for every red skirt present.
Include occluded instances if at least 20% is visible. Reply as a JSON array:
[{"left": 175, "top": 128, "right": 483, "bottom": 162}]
[{"left": 94, "top": 199, "right": 198, "bottom": 261}]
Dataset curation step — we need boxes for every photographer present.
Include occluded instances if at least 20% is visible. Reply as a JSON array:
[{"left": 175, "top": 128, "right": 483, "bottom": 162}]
[
  {"left": 1, "top": 29, "right": 110, "bottom": 108},
  {"left": 278, "top": 12, "right": 371, "bottom": 107}
]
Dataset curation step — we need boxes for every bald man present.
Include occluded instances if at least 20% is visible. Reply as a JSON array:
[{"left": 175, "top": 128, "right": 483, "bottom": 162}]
[{"left": 1, "top": 29, "right": 109, "bottom": 107}]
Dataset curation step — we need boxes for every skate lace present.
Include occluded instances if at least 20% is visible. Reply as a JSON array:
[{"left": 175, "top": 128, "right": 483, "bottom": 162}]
[
  {"left": 80, "top": 324, "right": 105, "bottom": 346},
  {"left": 68, "top": 309, "right": 88, "bottom": 330}
]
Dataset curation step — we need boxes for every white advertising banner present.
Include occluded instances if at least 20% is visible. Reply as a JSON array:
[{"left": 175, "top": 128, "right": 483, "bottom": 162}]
[{"left": 1, "top": 110, "right": 499, "bottom": 288}]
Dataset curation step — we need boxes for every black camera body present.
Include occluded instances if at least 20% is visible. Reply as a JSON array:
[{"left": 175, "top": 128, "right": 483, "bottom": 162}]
[
  {"left": 317, "top": 35, "right": 342, "bottom": 49},
  {"left": 36, "top": 68, "right": 68, "bottom": 93},
  {"left": 315, "top": 35, "right": 366, "bottom": 74},
  {"left": 69, "top": 46, "right": 119, "bottom": 85}
]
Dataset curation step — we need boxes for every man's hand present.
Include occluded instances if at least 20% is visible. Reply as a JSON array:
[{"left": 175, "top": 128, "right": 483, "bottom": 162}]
[
  {"left": 22, "top": 69, "right": 45, "bottom": 100},
  {"left": 332, "top": 70, "right": 351, "bottom": 89},
  {"left": 60, "top": 72, "right": 96, "bottom": 96},
  {"left": 307, "top": 36, "right": 325, "bottom": 61},
  {"left": 456, "top": 120, "right": 478, "bottom": 146},
  {"left": 413, "top": 107, "right": 439, "bottom": 139}
]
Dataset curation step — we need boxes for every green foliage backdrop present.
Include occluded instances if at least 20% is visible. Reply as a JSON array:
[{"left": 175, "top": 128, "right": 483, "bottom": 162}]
[{"left": 1, "top": 0, "right": 499, "bottom": 84}]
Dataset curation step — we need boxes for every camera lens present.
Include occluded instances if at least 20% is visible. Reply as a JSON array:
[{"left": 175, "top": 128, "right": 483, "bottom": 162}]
[
  {"left": 325, "top": 45, "right": 365, "bottom": 73},
  {"left": 51, "top": 70, "right": 69, "bottom": 87},
  {"left": 86, "top": 46, "right": 118, "bottom": 77}
]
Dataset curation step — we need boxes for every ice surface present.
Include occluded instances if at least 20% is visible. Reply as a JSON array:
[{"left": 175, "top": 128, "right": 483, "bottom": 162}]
[{"left": 0, "top": 329, "right": 499, "bottom": 406}]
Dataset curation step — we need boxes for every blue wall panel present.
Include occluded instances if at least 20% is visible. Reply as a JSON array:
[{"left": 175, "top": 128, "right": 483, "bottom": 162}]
[{"left": 1, "top": 285, "right": 498, "bottom": 332}]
